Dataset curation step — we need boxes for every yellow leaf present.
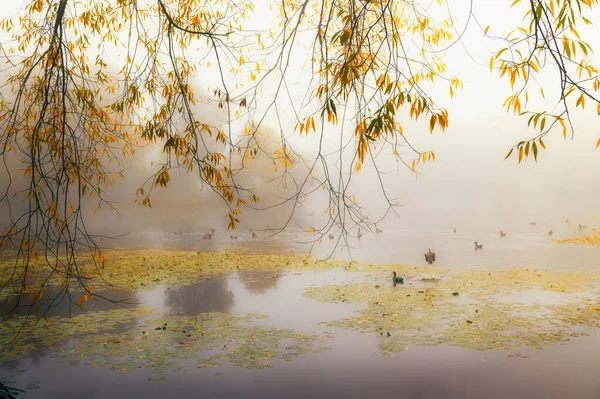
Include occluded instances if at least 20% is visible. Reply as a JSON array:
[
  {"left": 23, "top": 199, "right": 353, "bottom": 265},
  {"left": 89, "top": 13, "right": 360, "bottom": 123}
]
[
  {"left": 576, "top": 93, "right": 585, "bottom": 109},
  {"left": 539, "top": 138, "right": 546, "bottom": 149},
  {"left": 518, "top": 146, "right": 523, "bottom": 163},
  {"left": 596, "top": 138, "right": 600, "bottom": 149},
  {"left": 530, "top": 61, "right": 539, "bottom": 73},
  {"left": 484, "top": 25, "right": 490, "bottom": 35}
]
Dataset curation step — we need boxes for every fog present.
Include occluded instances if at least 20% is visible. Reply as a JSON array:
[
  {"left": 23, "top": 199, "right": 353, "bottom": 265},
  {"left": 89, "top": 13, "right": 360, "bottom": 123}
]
[{"left": 1, "top": 0, "right": 600, "bottom": 245}]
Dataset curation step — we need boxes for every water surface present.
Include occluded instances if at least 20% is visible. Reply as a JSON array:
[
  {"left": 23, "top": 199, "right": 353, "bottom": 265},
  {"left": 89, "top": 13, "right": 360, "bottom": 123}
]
[{"left": 3, "top": 227, "right": 600, "bottom": 398}]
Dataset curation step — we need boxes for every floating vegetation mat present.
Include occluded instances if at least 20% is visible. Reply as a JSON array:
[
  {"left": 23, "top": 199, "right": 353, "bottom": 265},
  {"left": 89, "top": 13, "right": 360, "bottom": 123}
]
[
  {"left": 555, "top": 234, "right": 600, "bottom": 246},
  {"left": 0, "top": 250, "right": 423, "bottom": 301},
  {"left": 0, "top": 308, "right": 153, "bottom": 364},
  {"left": 303, "top": 268, "right": 600, "bottom": 354},
  {"left": 50, "top": 313, "right": 327, "bottom": 372},
  {"left": 1, "top": 309, "right": 328, "bottom": 371}
]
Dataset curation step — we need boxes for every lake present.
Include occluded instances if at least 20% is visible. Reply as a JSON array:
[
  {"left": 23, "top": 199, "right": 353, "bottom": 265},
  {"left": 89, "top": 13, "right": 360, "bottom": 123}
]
[{"left": 2, "top": 226, "right": 600, "bottom": 399}]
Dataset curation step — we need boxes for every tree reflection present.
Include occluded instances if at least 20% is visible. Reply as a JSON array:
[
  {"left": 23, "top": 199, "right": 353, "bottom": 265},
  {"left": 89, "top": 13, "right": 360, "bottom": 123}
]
[
  {"left": 1, "top": 347, "right": 48, "bottom": 374},
  {"left": 163, "top": 278, "right": 234, "bottom": 315},
  {"left": 238, "top": 271, "right": 281, "bottom": 295}
]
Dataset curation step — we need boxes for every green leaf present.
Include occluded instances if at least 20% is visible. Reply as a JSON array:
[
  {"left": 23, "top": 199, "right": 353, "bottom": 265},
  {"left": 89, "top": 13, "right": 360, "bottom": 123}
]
[
  {"left": 535, "top": 3, "right": 543, "bottom": 21},
  {"left": 366, "top": 117, "right": 379, "bottom": 135},
  {"left": 504, "top": 148, "right": 513, "bottom": 160},
  {"left": 532, "top": 142, "right": 538, "bottom": 161}
]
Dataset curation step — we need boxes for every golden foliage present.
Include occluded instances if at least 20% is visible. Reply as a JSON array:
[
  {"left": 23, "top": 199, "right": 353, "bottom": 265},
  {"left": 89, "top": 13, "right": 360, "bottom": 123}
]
[{"left": 492, "top": 0, "right": 600, "bottom": 162}]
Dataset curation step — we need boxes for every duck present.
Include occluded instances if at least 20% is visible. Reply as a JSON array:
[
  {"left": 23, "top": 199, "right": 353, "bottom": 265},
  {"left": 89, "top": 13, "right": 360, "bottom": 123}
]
[
  {"left": 375, "top": 227, "right": 382, "bottom": 234},
  {"left": 548, "top": 230, "right": 553, "bottom": 235},
  {"left": 424, "top": 248, "right": 435, "bottom": 264},
  {"left": 252, "top": 232, "right": 258, "bottom": 238},
  {"left": 474, "top": 241, "right": 483, "bottom": 250},
  {"left": 565, "top": 219, "right": 570, "bottom": 223},
  {"left": 529, "top": 222, "right": 537, "bottom": 226},
  {"left": 500, "top": 231, "right": 506, "bottom": 237},
  {"left": 392, "top": 271, "right": 404, "bottom": 284},
  {"left": 328, "top": 234, "right": 334, "bottom": 240},
  {"left": 578, "top": 224, "right": 587, "bottom": 230},
  {"left": 202, "top": 228, "right": 216, "bottom": 240},
  {"left": 453, "top": 228, "right": 457, "bottom": 233},
  {"left": 230, "top": 235, "right": 238, "bottom": 240}
]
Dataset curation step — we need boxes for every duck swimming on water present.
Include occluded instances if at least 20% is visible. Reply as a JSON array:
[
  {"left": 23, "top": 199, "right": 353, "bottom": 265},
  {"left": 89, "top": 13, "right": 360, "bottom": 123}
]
[
  {"left": 392, "top": 272, "right": 404, "bottom": 284},
  {"left": 424, "top": 248, "right": 435, "bottom": 264},
  {"left": 474, "top": 242, "right": 483, "bottom": 250}
]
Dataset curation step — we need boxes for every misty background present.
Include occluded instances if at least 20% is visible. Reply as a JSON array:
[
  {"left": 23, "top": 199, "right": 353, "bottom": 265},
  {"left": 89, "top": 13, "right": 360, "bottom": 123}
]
[{"left": 1, "top": 0, "right": 599, "bottom": 248}]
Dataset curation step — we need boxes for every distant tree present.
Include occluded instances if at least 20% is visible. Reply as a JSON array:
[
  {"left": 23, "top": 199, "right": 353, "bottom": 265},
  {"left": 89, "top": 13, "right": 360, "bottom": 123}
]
[{"left": 0, "top": 0, "right": 597, "bottom": 314}]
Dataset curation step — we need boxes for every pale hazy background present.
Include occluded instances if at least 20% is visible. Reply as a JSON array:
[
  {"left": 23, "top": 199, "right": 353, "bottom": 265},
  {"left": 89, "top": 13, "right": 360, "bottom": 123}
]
[{"left": 0, "top": 0, "right": 599, "bottom": 246}]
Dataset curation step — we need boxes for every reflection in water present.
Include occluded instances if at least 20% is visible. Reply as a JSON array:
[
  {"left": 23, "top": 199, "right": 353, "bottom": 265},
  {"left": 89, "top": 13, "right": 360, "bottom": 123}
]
[
  {"left": 3, "top": 271, "right": 600, "bottom": 399},
  {"left": 238, "top": 271, "right": 281, "bottom": 295},
  {"left": 3, "top": 348, "right": 49, "bottom": 374},
  {"left": 0, "top": 290, "right": 137, "bottom": 319},
  {"left": 405, "top": 380, "right": 454, "bottom": 399},
  {"left": 161, "top": 278, "right": 234, "bottom": 315}
]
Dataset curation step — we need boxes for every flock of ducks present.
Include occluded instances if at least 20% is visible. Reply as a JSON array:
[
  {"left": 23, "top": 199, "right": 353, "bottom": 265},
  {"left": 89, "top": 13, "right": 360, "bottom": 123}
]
[
  {"left": 328, "top": 225, "right": 382, "bottom": 240},
  {"left": 392, "top": 219, "right": 579, "bottom": 285},
  {"left": 189, "top": 219, "right": 587, "bottom": 289},
  {"left": 499, "top": 218, "right": 586, "bottom": 239},
  {"left": 186, "top": 218, "right": 586, "bottom": 244},
  {"left": 174, "top": 228, "right": 261, "bottom": 241}
]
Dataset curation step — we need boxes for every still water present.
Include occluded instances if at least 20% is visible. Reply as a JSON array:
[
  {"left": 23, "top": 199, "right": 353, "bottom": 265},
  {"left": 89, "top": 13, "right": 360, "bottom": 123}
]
[
  {"left": 108, "top": 221, "right": 600, "bottom": 272},
  {"left": 2, "top": 226, "right": 600, "bottom": 398}
]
